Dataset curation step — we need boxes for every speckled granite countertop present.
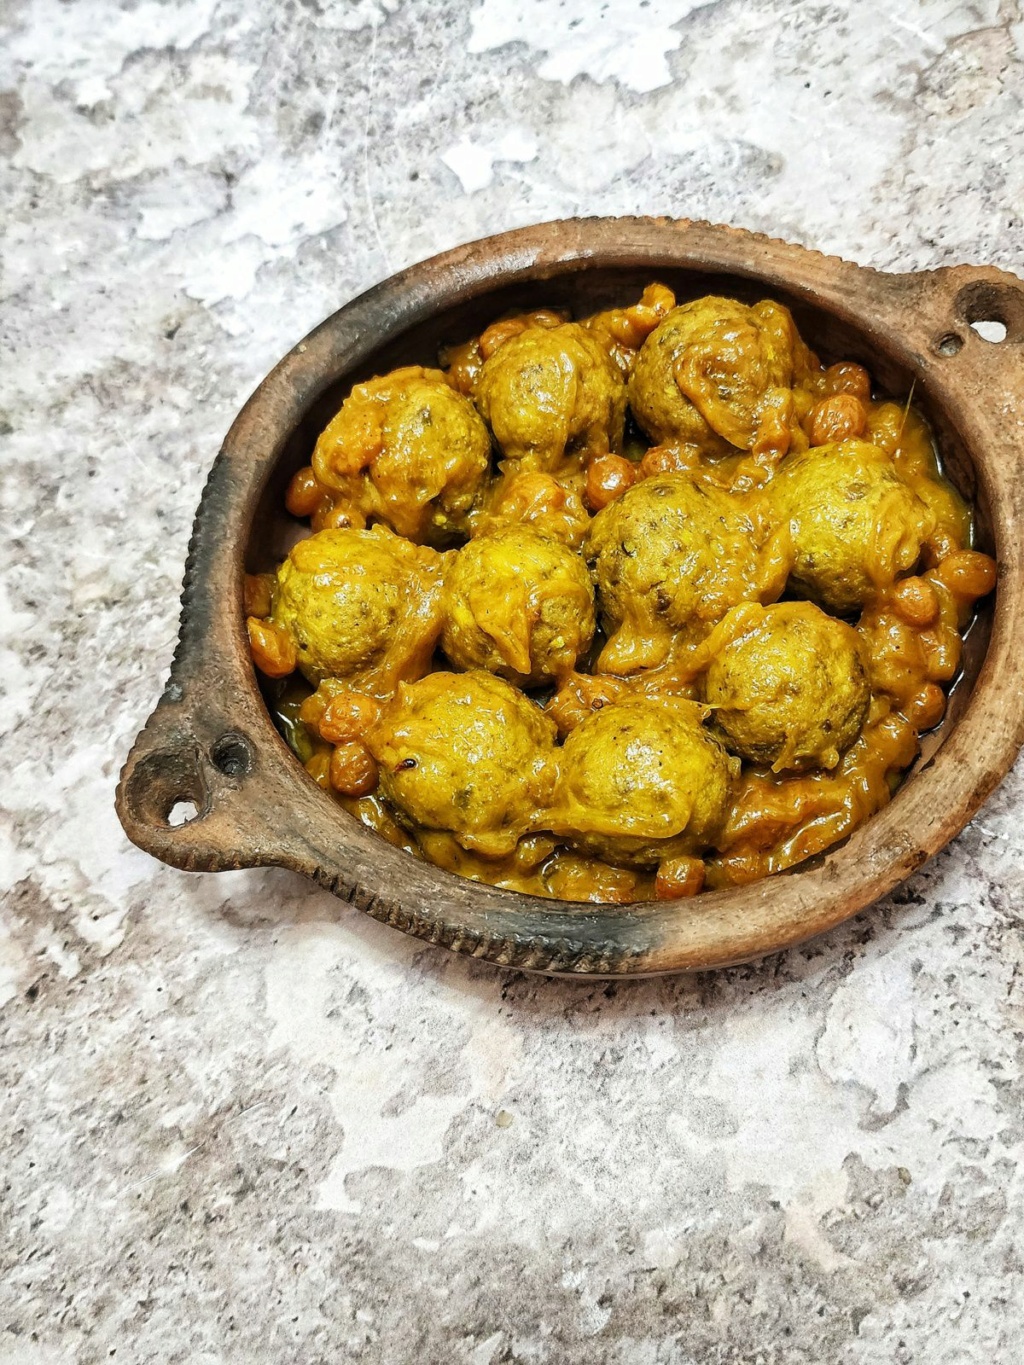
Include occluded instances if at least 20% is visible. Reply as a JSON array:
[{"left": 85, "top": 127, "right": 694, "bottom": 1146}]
[{"left": 3, "top": 2, "right": 1024, "bottom": 1361}]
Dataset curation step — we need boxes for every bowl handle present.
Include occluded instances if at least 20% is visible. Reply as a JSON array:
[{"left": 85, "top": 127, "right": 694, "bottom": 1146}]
[
  {"left": 115, "top": 676, "right": 278, "bottom": 872},
  {"left": 880, "top": 262, "right": 1024, "bottom": 451}
]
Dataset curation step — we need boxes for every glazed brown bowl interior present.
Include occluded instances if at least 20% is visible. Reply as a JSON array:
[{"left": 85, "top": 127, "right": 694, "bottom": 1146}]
[
  {"left": 246, "top": 263, "right": 994, "bottom": 785},
  {"left": 117, "top": 219, "right": 1024, "bottom": 975}
]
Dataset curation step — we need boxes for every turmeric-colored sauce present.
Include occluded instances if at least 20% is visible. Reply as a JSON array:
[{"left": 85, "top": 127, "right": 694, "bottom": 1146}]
[{"left": 250, "top": 288, "right": 996, "bottom": 904}]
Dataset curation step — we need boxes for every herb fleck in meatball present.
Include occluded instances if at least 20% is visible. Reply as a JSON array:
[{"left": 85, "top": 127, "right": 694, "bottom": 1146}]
[
  {"left": 442, "top": 527, "right": 595, "bottom": 687},
  {"left": 549, "top": 697, "right": 737, "bottom": 868},
  {"left": 769, "top": 439, "right": 936, "bottom": 612},
  {"left": 628, "top": 295, "right": 814, "bottom": 456},
  {"left": 474, "top": 322, "right": 626, "bottom": 469},
  {"left": 271, "top": 526, "right": 444, "bottom": 690},
  {"left": 702, "top": 602, "right": 870, "bottom": 770},
  {"left": 585, "top": 473, "right": 785, "bottom": 673},
  {"left": 367, "top": 671, "right": 559, "bottom": 858},
  {"left": 311, "top": 366, "right": 492, "bottom": 544}
]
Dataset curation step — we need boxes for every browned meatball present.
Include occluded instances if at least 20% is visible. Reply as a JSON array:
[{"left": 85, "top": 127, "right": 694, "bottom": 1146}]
[
  {"left": 312, "top": 366, "right": 492, "bottom": 544},
  {"left": 475, "top": 322, "right": 626, "bottom": 469},
  {"left": 549, "top": 697, "right": 737, "bottom": 868},
  {"left": 367, "top": 671, "right": 559, "bottom": 858},
  {"left": 628, "top": 296, "right": 816, "bottom": 462},
  {"left": 586, "top": 473, "right": 787, "bottom": 673}
]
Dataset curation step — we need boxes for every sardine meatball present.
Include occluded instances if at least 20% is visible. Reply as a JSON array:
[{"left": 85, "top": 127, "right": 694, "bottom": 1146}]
[
  {"left": 549, "top": 697, "right": 736, "bottom": 868},
  {"left": 367, "top": 671, "right": 559, "bottom": 858},
  {"left": 271, "top": 526, "right": 444, "bottom": 689},
  {"left": 702, "top": 602, "right": 870, "bottom": 770},
  {"left": 311, "top": 366, "right": 492, "bottom": 544},
  {"left": 474, "top": 322, "right": 626, "bottom": 469},
  {"left": 441, "top": 527, "right": 595, "bottom": 687},
  {"left": 628, "top": 295, "right": 809, "bottom": 452},
  {"left": 769, "top": 439, "right": 935, "bottom": 612},
  {"left": 585, "top": 473, "right": 780, "bottom": 673}
]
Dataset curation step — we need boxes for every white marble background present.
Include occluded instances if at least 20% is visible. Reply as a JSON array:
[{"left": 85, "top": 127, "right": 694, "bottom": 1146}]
[{"left": 3, "top": 1, "right": 1024, "bottom": 1361}]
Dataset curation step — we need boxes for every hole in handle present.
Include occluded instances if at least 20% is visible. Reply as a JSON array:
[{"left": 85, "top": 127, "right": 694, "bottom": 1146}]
[
  {"left": 211, "top": 732, "right": 253, "bottom": 777},
  {"left": 123, "top": 746, "right": 209, "bottom": 831},
  {"left": 956, "top": 280, "right": 1024, "bottom": 345},
  {"left": 168, "top": 800, "right": 200, "bottom": 826},
  {"left": 970, "top": 319, "right": 1007, "bottom": 343}
]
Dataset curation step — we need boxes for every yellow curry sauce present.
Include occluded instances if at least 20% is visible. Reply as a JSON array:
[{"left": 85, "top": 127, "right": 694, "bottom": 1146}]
[{"left": 246, "top": 287, "right": 996, "bottom": 905}]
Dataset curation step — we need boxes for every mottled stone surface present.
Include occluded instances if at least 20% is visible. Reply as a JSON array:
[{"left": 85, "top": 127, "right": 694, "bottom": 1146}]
[{"left": 3, "top": 1, "right": 1024, "bottom": 1360}]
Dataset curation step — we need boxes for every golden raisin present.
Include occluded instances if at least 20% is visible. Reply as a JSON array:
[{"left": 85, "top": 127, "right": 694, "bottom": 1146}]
[
  {"left": 585, "top": 454, "right": 636, "bottom": 511},
  {"left": 298, "top": 691, "right": 329, "bottom": 729},
  {"left": 442, "top": 337, "right": 483, "bottom": 395},
  {"left": 638, "top": 445, "right": 699, "bottom": 480},
  {"left": 631, "top": 282, "right": 675, "bottom": 330},
  {"left": 920, "top": 628, "right": 961, "bottom": 681},
  {"left": 478, "top": 310, "right": 565, "bottom": 360},
  {"left": 243, "top": 572, "right": 274, "bottom": 619},
  {"left": 329, "top": 742, "right": 379, "bottom": 796},
  {"left": 808, "top": 393, "right": 868, "bottom": 446},
  {"left": 286, "top": 466, "right": 327, "bottom": 519},
  {"left": 513, "top": 834, "right": 558, "bottom": 871},
  {"left": 319, "top": 690, "right": 383, "bottom": 745},
  {"left": 751, "top": 388, "right": 796, "bottom": 467},
  {"left": 891, "top": 577, "right": 940, "bottom": 627},
  {"left": 823, "top": 361, "right": 871, "bottom": 401},
  {"left": 305, "top": 751, "right": 332, "bottom": 790},
  {"left": 493, "top": 471, "right": 567, "bottom": 521},
  {"left": 904, "top": 683, "right": 946, "bottom": 732},
  {"left": 312, "top": 499, "right": 366, "bottom": 532},
  {"left": 935, "top": 550, "right": 997, "bottom": 603},
  {"left": 655, "top": 856, "right": 706, "bottom": 900},
  {"left": 544, "top": 856, "right": 639, "bottom": 904},
  {"left": 591, "top": 283, "right": 677, "bottom": 350},
  {"left": 545, "top": 672, "right": 633, "bottom": 736},
  {"left": 247, "top": 617, "right": 297, "bottom": 678},
  {"left": 300, "top": 680, "right": 370, "bottom": 733}
]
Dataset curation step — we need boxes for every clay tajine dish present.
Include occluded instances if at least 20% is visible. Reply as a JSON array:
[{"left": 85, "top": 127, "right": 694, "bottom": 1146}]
[{"left": 115, "top": 218, "right": 1024, "bottom": 975}]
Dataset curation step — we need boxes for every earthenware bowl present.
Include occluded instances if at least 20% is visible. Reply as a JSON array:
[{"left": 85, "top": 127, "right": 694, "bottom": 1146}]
[{"left": 115, "top": 218, "right": 1024, "bottom": 974}]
